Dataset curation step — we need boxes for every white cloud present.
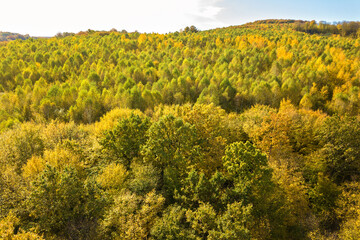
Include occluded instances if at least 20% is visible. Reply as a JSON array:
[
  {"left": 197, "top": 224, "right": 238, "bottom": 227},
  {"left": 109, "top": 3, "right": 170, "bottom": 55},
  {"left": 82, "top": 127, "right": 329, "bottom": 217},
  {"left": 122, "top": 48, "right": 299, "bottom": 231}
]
[
  {"left": 188, "top": 0, "right": 225, "bottom": 28},
  {"left": 188, "top": 0, "right": 224, "bottom": 19},
  {"left": 200, "top": 6, "right": 223, "bottom": 19}
]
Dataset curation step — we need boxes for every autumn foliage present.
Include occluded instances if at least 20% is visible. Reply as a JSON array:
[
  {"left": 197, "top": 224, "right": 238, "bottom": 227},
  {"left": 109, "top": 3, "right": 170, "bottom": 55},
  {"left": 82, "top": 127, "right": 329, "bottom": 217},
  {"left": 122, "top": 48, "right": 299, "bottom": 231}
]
[{"left": 1, "top": 20, "right": 360, "bottom": 239}]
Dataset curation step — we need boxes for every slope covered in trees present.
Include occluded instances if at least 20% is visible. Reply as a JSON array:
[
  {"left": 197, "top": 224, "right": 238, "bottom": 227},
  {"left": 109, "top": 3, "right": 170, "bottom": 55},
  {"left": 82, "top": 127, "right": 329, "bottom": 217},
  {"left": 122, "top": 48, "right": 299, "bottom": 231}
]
[
  {"left": 1, "top": 20, "right": 360, "bottom": 127},
  {"left": 1, "top": 20, "right": 360, "bottom": 239},
  {"left": 0, "top": 32, "right": 30, "bottom": 42}
]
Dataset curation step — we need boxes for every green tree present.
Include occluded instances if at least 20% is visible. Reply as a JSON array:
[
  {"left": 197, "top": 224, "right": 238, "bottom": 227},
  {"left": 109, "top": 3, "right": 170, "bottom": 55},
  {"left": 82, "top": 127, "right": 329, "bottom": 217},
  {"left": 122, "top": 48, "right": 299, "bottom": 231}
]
[
  {"left": 151, "top": 205, "right": 196, "bottom": 240},
  {"left": 209, "top": 202, "right": 252, "bottom": 240},
  {"left": 316, "top": 116, "right": 360, "bottom": 183},
  {"left": 141, "top": 114, "right": 200, "bottom": 198},
  {"left": 26, "top": 165, "right": 106, "bottom": 239},
  {"left": 100, "top": 113, "right": 151, "bottom": 169},
  {"left": 223, "top": 141, "right": 287, "bottom": 239},
  {"left": 223, "top": 141, "right": 273, "bottom": 200}
]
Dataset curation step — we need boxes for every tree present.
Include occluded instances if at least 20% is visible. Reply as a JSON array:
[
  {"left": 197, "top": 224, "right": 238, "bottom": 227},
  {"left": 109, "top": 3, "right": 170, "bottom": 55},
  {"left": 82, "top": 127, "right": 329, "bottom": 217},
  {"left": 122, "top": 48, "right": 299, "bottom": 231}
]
[
  {"left": 223, "top": 141, "right": 287, "bottom": 239},
  {"left": 186, "top": 203, "right": 217, "bottom": 238},
  {"left": 209, "top": 202, "right": 252, "bottom": 240},
  {"left": 68, "top": 84, "right": 104, "bottom": 123},
  {"left": 100, "top": 113, "right": 151, "bottom": 169},
  {"left": 0, "top": 211, "right": 44, "bottom": 239},
  {"left": 152, "top": 103, "right": 247, "bottom": 175},
  {"left": 141, "top": 114, "right": 200, "bottom": 198},
  {"left": 0, "top": 123, "right": 44, "bottom": 173},
  {"left": 223, "top": 141, "right": 272, "bottom": 199},
  {"left": 96, "top": 163, "right": 128, "bottom": 195},
  {"left": 128, "top": 162, "right": 160, "bottom": 196},
  {"left": 26, "top": 165, "right": 106, "bottom": 239},
  {"left": 309, "top": 173, "right": 340, "bottom": 232},
  {"left": 337, "top": 182, "right": 360, "bottom": 239},
  {"left": 0, "top": 166, "right": 27, "bottom": 219},
  {"left": 101, "top": 190, "right": 164, "bottom": 239},
  {"left": 141, "top": 115, "right": 200, "bottom": 172},
  {"left": 151, "top": 205, "right": 196, "bottom": 240},
  {"left": 316, "top": 116, "right": 360, "bottom": 183},
  {"left": 183, "top": 26, "right": 199, "bottom": 33}
]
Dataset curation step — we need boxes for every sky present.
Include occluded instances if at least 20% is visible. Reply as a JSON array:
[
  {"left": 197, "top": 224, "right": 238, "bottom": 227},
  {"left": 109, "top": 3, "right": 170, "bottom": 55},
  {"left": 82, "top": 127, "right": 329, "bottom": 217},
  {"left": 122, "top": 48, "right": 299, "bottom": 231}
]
[{"left": 1, "top": 0, "right": 359, "bottom": 36}]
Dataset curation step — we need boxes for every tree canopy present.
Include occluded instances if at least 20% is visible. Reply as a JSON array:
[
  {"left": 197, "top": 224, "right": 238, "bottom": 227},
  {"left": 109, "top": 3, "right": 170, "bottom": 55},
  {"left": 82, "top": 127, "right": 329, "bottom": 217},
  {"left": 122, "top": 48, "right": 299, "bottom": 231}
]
[{"left": 1, "top": 20, "right": 360, "bottom": 239}]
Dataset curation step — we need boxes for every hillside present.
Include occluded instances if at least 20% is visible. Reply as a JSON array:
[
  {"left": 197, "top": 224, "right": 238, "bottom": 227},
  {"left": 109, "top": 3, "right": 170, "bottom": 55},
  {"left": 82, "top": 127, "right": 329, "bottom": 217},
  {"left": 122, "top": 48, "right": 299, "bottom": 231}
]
[
  {"left": 0, "top": 20, "right": 360, "bottom": 127},
  {"left": 1, "top": 20, "right": 360, "bottom": 239},
  {"left": 0, "top": 31, "right": 30, "bottom": 42}
]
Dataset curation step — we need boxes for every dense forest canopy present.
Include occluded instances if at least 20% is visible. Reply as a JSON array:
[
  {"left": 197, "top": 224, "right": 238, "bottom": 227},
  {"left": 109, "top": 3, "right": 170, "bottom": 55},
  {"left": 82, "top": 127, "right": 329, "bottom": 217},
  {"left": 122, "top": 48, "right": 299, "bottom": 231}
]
[
  {"left": 1, "top": 20, "right": 360, "bottom": 239},
  {"left": 1, "top": 19, "right": 360, "bottom": 128}
]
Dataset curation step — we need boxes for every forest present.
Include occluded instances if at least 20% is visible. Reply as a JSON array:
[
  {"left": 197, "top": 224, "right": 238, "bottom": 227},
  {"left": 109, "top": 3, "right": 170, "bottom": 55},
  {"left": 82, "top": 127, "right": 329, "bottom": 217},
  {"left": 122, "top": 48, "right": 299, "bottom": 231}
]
[
  {"left": 0, "top": 32, "right": 30, "bottom": 42},
  {"left": 1, "top": 20, "right": 360, "bottom": 239}
]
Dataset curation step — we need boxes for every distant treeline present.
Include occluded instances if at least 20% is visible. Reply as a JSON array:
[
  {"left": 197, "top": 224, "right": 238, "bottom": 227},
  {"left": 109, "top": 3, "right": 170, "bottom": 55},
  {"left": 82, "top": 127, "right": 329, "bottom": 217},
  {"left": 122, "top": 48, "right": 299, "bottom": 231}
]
[
  {"left": 251, "top": 19, "right": 304, "bottom": 25},
  {"left": 243, "top": 19, "right": 360, "bottom": 38},
  {"left": 55, "top": 28, "right": 133, "bottom": 38},
  {"left": 0, "top": 32, "right": 30, "bottom": 42},
  {"left": 295, "top": 20, "right": 360, "bottom": 37}
]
